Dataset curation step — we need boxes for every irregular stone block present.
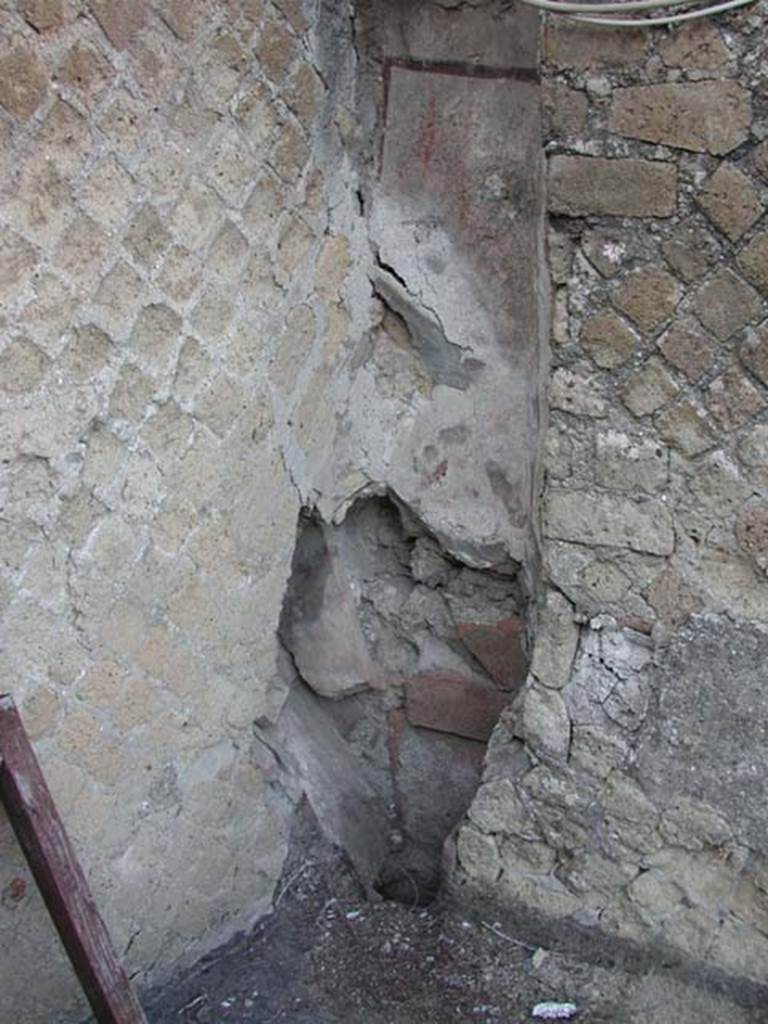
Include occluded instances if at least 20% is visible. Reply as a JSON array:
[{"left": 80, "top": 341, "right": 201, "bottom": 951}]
[
  {"left": 612, "top": 267, "right": 681, "bottom": 334},
  {"left": 548, "top": 156, "right": 677, "bottom": 219},
  {"left": 609, "top": 82, "right": 750, "bottom": 155},
  {"left": 622, "top": 358, "right": 679, "bottom": 418},
  {"left": 0, "top": 42, "right": 49, "bottom": 120},
  {"left": 530, "top": 590, "right": 578, "bottom": 689},
  {"left": 658, "top": 20, "right": 731, "bottom": 69},
  {"left": 545, "top": 490, "right": 675, "bottom": 556},
  {"left": 404, "top": 673, "right": 508, "bottom": 742},
  {"left": 661, "top": 222, "right": 720, "bottom": 283},
  {"left": 706, "top": 368, "right": 766, "bottom": 431},
  {"left": 645, "top": 569, "right": 702, "bottom": 627},
  {"left": 692, "top": 269, "right": 762, "bottom": 342},
  {"left": 737, "top": 230, "right": 768, "bottom": 294},
  {"left": 654, "top": 400, "right": 716, "bottom": 457},
  {"left": 595, "top": 430, "right": 669, "bottom": 493},
  {"left": 456, "top": 825, "right": 501, "bottom": 883},
  {"left": 581, "top": 312, "right": 637, "bottom": 369},
  {"left": 696, "top": 163, "right": 763, "bottom": 241},
  {"left": 543, "top": 22, "right": 648, "bottom": 70},
  {"left": 657, "top": 318, "right": 715, "bottom": 383},
  {"left": 280, "top": 521, "right": 374, "bottom": 700},
  {"left": 637, "top": 617, "right": 768, "bottom": 853},
  {"left": 522, "top": 684, "right": 571, "bottom": 761},
  {"left": 550, "top": 366, "right": 607, "bottom": 418}
]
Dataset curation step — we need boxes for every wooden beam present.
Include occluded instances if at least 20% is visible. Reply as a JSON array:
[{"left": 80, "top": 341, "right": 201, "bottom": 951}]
[{"left": 0, "top": 694, "right": 147, "bottom": 1024}]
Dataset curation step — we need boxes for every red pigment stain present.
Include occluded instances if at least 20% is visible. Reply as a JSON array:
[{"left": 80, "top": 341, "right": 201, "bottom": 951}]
[{"left": 418, "top": 95, "right": 439, "bottom": 169}]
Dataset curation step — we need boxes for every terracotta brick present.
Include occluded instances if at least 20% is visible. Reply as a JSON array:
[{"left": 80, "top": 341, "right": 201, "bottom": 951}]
[
  {"left": 404, "top": 674, "right": 509, "bottom": 742},
  {"left": 456, "top": 618, "right": 527, "bottom": 692}
]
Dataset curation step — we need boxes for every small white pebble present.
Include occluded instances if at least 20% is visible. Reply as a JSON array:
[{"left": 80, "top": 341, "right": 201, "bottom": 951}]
[{"left": 532, "top": 1001, "right": 578, "bottom": 1020}]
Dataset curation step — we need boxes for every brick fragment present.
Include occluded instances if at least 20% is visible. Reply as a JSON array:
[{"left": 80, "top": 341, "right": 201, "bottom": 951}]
[
  {"left": 548, "top": 156, "right": 677, "bottom": 219},
  {"left": 696, "top": 163, "right": 763, "bottom": 242},
  {"left": 609, "top": 82, "right": 750, "bottom": 155},
  {"left": 457, "top": 618, "right": 527, "bottom": 692},
  {"left": 404, "top": 674, "right": 509, "bottom": 743}
]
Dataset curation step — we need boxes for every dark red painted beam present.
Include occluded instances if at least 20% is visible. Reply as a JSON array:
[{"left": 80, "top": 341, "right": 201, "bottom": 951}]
[{"left": 0, "top": 694, "right": 147, "bottom": 1024}]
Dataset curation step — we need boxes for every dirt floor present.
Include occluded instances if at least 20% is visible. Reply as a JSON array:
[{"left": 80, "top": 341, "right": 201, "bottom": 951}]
[{"left": 145, "top": 816, "right": 763, "bottom": 1024}]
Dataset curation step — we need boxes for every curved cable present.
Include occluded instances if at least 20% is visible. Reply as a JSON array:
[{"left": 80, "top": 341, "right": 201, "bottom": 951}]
[
  {"left": 571, "top": 0, "right": 755, "bottom": 24},
  {"left": 516, "top": 0, "right": 757, "bottom": 25},
  {"left": 517, "top": 0, "right": 699, "bottom": 14}
]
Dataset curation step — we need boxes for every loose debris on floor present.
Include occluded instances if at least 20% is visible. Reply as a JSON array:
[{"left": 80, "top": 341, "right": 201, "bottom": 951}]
[{"left": 145, "top": 821, "right": 760, "bottom": 1024}]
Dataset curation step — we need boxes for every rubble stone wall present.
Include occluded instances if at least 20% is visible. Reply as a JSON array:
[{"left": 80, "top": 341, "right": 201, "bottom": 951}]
[{"left": 456, "top": 7, "right": 768, "bottom": 989}]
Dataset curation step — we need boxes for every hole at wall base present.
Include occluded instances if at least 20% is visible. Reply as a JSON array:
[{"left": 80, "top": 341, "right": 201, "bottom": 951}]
[{"left": 276, "top": 493, "right": 530, "bottom": 910}]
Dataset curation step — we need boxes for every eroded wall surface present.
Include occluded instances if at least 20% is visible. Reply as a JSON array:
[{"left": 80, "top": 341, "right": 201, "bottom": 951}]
[
  {"left": 0, "top": 1, "right": 549, "bottom": 1020},
  {"left": 456, "top": 8, "right": 768, "bottom": 990},
  {"left": 0, "top": 2, "right": 362, "bottom": 1020}
]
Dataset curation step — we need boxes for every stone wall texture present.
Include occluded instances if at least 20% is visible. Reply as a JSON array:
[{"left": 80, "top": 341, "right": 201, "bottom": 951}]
[
  {"left": 0, "top": 2, "right": 361, "bottom": 1020},
  {"left": 4, "top": 0, "right": 768, "bottom": 1018},
  {"left": 0, "top": 1, "right": 549, "bottom": 1020},
  {"left": 457, "top": 5, "right": 768, "bottom": 990}
]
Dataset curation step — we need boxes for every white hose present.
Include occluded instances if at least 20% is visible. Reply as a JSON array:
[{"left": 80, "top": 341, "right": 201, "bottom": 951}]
[
  {"left": 517, "top": 0, "right": 698, "bottom": 14},
  {"left": 516, "top": 0, "right": 758, "bottom": 26}
]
